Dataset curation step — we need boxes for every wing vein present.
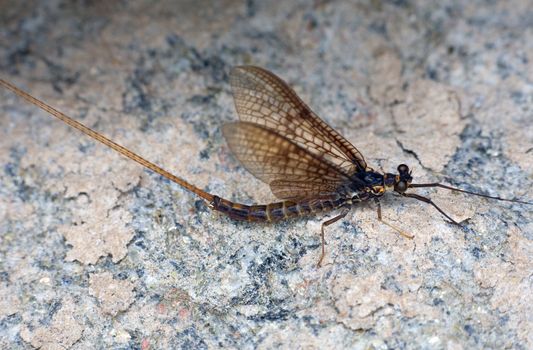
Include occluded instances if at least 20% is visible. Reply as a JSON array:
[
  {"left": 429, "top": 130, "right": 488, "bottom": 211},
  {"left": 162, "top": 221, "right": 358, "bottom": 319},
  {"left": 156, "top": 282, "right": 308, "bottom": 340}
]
[{"left": 225, "top": 66, "right": 368, "bottom": 200}]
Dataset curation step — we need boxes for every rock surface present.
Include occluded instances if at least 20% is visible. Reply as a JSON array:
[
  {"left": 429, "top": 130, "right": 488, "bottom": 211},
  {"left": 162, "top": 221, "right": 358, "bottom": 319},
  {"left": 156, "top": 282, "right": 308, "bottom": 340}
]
[{"left": 0, "top": 1, "right": 531, "bottom": 348}]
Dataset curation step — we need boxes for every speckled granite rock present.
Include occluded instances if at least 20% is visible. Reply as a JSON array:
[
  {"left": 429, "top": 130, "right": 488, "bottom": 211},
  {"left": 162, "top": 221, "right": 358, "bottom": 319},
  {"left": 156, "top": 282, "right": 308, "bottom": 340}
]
[{"left": 1, "top": 1, "right": 532, "bottom": 349}]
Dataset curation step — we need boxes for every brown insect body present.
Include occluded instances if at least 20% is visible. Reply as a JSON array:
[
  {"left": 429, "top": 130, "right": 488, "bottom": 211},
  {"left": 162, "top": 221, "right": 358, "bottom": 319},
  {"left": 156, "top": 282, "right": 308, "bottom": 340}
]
[
  {"left": 211, "top": 168, "right": 411, "bottom": 223},
  {"left": 211, "top": 196, "right": 346, "bottom": 223},
  {"left": 1, "top": 66, "right": 530, "bottom": 267}
]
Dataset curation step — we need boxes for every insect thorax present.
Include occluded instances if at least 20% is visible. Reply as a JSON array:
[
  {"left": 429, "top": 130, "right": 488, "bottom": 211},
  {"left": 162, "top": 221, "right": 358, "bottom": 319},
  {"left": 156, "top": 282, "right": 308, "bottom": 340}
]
[{"left": 337, "top": 185, "right": 372, "bottom": 205}]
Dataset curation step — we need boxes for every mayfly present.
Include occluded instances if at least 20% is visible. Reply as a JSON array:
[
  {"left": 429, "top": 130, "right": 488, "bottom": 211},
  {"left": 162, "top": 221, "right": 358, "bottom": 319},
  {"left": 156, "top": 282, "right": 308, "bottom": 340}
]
[{"left": 1, "top": 66, "right": 531, "bottom": 266}]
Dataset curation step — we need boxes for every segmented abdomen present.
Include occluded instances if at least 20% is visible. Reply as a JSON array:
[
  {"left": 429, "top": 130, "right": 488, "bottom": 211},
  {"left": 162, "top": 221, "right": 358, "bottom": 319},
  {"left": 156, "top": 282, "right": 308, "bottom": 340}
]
[{"left": 211, "top": 195, "right": 347, "bottom": 222}]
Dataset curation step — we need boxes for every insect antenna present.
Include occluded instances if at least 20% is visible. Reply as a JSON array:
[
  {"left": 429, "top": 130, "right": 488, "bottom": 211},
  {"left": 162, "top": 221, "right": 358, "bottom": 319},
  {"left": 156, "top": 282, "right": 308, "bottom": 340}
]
[{"left": 409, "top": 183, "right": 532, "bottom": 205}]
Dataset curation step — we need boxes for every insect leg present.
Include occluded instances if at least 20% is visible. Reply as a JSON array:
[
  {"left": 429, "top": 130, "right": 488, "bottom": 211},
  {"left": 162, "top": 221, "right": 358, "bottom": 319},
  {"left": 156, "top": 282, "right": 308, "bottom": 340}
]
[
  {"left": 409, "top": 183, "right": 532, "bottom": 205},
  {"left": 375, "top": 199, "right": 414, "bottom": 239},
  {"left": 402, "top": 193, "right": 461, "bottom": 225},
  {"left": 317, "top": 209, "right": 350, "bottom": 268}
]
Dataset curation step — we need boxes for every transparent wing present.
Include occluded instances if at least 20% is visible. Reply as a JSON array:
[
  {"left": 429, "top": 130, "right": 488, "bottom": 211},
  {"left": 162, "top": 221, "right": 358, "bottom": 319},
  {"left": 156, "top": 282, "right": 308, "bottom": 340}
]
[
  {"left": 229, "top": 66, "right": 368, "bottom": 174},
  {"left": 222, "top": 122, "right": 352, "bottom": 200},
  {"left": 269, "top": 179, "right": 342, "bottom": 201}
]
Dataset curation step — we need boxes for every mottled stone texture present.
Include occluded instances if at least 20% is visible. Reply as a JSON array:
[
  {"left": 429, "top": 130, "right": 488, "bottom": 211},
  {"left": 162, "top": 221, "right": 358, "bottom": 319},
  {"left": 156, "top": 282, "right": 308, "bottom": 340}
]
[{"left": 1, "top": 1, "right": 532, "bottom": 349}]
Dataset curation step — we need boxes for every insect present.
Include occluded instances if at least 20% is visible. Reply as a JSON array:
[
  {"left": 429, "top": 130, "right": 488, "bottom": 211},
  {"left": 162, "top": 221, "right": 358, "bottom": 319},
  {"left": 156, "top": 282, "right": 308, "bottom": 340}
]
[{"left": 1, "top": 66, "right": 531, "bottom": 266}]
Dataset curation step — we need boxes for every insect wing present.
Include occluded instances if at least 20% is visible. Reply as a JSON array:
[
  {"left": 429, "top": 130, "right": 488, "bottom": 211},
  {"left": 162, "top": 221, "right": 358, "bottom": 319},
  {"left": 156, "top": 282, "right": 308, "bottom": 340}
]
[
  {"left": 222, "top": 122, "right": 351, "bottom": 200},
  {"left": 229, "top": 66, "right": 368, "bottom": 174}
]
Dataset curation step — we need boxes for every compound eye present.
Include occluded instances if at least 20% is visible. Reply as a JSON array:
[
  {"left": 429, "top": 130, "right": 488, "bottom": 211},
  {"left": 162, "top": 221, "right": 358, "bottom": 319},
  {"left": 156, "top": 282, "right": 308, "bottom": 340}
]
[
  {"left": 395, "top": 181, "right": 407, "bottom": 193},
  {"left": 398, "top": 164, "right": 409, "bottom": 174}
]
